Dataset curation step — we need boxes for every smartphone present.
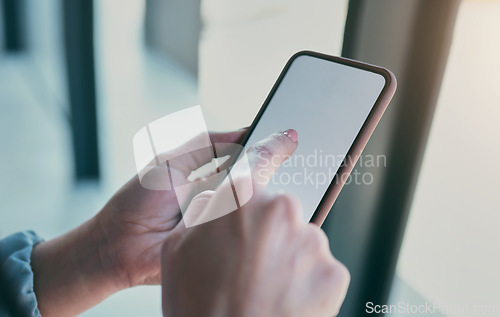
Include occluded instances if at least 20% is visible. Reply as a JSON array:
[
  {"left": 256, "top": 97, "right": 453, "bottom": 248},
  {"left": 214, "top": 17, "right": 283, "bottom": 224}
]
[{"left": 238, "top": 51, "right": 396, "bottom": 225}]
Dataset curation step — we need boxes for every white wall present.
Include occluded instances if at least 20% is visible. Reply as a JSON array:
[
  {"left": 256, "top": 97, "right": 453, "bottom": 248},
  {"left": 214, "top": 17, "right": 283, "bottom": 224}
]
[
  {"left": 396, "top": 2, "right": 500, "bottom": 316},
  {"left": 199, "top": 0, "right": 348, "bottom": 130}
]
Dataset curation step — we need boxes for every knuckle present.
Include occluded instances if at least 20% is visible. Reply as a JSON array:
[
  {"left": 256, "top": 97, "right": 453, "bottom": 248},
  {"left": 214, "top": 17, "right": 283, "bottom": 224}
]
[
  {"left": 304, "top": 225, "right": 330, "bottom": 251},
  {"left": 338, "top": 261, "right": 351, "bottom": 284},
  {"left": 267, "top": 194, "right": 300, "bottom": 222},
  {"left": 250, "top": 143, "right": 274, "bottom": 161},
  {"left": 325, "top": 260, "right": 351, "bottom": 286},
  {"left": 276, "top": 193, "right": 301, "bottom": 211},
  {"left": 273, "top": 193, "right": 293, "bottom": 206},
  {"left": 272, "top": 133, "right": 289, "bottom": 146},
  {"left": 273, "top": 132, "right": 294, "bottom": 148},
  {"left": 272, "top": 132, "right": 295, "bottom": 151},
  {"left": 318, "top": 259, "right": 350, "bottom": 316},
  {"left": 274, "top": 193, "right": 300, "bottom": 212},
  {"left": 268, "top": 195, "right": 289, "bottom": 219}
]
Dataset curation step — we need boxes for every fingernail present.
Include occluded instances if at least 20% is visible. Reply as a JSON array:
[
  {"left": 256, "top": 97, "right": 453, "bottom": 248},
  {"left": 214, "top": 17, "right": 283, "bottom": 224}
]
[{"left": 283, "top": 129, "right": 298, "bottom": 143}]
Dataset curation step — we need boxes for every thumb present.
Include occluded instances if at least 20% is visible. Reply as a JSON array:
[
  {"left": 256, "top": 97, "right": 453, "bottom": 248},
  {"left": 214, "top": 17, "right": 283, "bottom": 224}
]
[{"left": 245, "top": 129, "right": 298, "bottom": 189}]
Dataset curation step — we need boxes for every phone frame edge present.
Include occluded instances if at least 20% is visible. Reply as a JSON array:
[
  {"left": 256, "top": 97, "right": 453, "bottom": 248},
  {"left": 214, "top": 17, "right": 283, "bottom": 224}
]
[{"left": 239, "top": 50, "right": 397, "bottom": 226}]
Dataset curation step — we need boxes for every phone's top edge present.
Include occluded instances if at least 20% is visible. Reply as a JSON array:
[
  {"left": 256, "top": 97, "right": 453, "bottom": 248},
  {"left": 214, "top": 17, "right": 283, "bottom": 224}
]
[{"left": 289, "top": 50, "right": 397, "bottom": 91}]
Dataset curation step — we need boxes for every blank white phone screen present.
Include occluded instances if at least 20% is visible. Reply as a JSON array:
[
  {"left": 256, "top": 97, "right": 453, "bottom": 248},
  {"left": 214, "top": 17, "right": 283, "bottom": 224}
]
[{"left": 243, "top": 54, "right": 386, "bottom": 222}]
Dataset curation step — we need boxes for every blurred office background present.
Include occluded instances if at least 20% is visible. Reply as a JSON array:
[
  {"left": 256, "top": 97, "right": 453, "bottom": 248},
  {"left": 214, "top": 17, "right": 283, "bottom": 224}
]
[{"left": 0, "top": 0, "right": 498, "bottom": 316}]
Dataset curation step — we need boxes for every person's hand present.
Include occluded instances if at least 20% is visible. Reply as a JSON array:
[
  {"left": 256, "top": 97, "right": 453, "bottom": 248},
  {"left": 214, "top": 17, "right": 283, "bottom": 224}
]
[
  {"left": 95, "top": 129, "right": 249, "bottom": 288},
  {"left": 161, "top": 130, "right": 350, "bottom": 317},
  {"left": 31, "top": 129, "right": 247, "bottom": 316}
]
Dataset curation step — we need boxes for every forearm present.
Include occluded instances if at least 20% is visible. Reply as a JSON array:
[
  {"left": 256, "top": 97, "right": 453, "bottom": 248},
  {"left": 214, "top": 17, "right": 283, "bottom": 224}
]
[{"left": 31, "top": 217, "right": 124, "bottom": 316}]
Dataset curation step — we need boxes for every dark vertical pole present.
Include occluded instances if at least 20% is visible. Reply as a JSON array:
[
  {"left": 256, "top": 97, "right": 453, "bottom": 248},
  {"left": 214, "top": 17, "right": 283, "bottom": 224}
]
[
  {"left": 1, "top": 0, "right": 26, "bottom": 51},
  {"left": 63, "top": 0, "right": 100, "bottom": 180},
  {"left": 321, "top": 1, "right": 461, "bottom": 316},
  {"left": 357, "top": 1, "right": 461, "bottom": 307}
]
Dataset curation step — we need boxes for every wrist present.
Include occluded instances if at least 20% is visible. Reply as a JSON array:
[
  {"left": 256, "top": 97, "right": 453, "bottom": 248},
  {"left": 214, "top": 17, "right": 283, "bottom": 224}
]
[
  {"left": 92, "top": 210, "right": 134, "bottom": 290},
  {"left": 31, "top": 217, "right": 125, "bottom": 316}
]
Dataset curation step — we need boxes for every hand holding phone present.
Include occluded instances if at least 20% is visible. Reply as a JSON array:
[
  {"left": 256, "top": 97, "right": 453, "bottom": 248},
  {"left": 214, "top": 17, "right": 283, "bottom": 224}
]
[{"left": 162, "top": 130, "right": 350, "bottom": 317}]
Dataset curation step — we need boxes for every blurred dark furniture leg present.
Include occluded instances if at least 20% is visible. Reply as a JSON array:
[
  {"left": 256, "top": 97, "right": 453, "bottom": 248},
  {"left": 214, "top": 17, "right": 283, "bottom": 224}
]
[
  {"left": 63, "top": 0, "right": 99, "bottom": 180},
  {"left": 1, "top": 0, "right": 25, "bottom": 52},
  {"left": 322, "top": 1, "right": 461, "bottom": 316}
]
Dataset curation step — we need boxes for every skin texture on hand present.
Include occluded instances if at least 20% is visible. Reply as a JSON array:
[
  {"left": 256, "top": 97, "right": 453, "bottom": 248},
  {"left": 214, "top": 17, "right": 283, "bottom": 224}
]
[
  {"left": 31, "top": 129, "right": 247, "bottom": 316},
  {"left": 30, "top": 128, "right": 350, "bottom": 316},
  {"left": 161, "top": 130, "right": 351, "bottom": 317}
]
